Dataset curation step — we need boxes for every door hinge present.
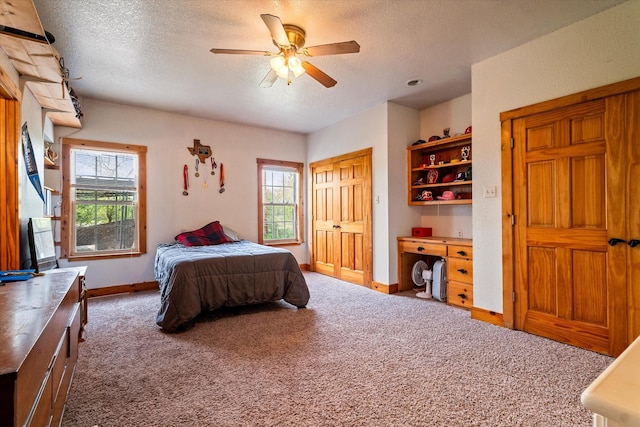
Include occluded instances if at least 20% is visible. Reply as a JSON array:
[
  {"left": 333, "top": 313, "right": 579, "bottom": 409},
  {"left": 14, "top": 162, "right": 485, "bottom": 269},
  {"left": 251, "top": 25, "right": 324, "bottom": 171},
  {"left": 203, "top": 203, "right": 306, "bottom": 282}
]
[
  {"left": 510, "top": 137, "right": 514, "bottom": 149},
  {"left": 510, "top": 214, "right": 515, "bottom": 226},
  {"left": 512, "top": 291, "right": 516, "bottom": 302}
]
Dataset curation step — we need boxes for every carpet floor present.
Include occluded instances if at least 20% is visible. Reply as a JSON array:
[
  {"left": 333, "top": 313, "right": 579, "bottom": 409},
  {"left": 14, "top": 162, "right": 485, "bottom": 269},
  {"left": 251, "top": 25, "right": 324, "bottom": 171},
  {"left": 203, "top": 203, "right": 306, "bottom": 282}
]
[{"left": 62, "top": 272, "right": 613, "bottom": 426}]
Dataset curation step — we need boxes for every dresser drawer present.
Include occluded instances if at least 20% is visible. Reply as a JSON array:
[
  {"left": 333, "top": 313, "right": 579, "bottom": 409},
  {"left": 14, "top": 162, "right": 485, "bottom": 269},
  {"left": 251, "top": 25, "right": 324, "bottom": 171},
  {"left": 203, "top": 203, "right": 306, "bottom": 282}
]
[
  {"left": 448, "top": 257, "right": 473, "bottom": 283},
  {"left": 448, "top": 245, "right": 472, "bottom": 259},
  {"left": 399, "top": 240, "right": 447, "bottom": 257},
  {"left": 448, "top": 282, "right": 473, "bottom": 308}
]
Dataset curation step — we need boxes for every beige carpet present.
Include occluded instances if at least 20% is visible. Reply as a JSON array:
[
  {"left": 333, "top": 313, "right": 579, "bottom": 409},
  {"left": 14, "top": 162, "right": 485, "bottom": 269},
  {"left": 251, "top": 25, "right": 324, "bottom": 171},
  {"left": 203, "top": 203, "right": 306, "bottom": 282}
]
[{"left": 62, "top": 272, "right": 612, "bottom": 426}]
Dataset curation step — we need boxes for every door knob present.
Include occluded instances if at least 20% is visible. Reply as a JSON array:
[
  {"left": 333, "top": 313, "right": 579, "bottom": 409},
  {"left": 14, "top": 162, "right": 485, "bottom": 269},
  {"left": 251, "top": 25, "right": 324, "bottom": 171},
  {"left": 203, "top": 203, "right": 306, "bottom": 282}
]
[
  {"left": 629, "top": 239, "right": 640, "bottom": 248},
  {"left": 332, "top": 225, "right": 341, "bottom": 229},
  {"left": 417, "top": 246, "right": 424, "bottom": 252},
  {"left": 457, "top": 293, "right": 467, "bottom": 300},
  {"left": 608, "top": 238, "right": 626, "bottom": 246},
  {"left": 457, "top": 268, "right": 467, "bottom": 274},
  {"left": 456, "top": 250, "right": 467, "bottom": 256}
]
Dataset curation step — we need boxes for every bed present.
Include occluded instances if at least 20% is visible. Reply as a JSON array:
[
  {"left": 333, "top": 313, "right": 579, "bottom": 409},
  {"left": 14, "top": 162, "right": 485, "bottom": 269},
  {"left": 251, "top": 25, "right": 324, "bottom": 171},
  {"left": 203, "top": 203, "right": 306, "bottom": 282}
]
[{"left": 154, "top": 225, "right": 310, "bottom": 331}]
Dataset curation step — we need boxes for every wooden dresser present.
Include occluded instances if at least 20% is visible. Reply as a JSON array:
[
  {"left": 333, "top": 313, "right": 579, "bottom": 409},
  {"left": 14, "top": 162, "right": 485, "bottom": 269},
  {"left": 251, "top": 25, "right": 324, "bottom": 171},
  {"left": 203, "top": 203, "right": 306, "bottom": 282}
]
[
  {"left": 0, "top": 269, "right": 81, "bottom": 427},
  {"left": 397, "top": 236, "right": 473, "bottom": 308}
]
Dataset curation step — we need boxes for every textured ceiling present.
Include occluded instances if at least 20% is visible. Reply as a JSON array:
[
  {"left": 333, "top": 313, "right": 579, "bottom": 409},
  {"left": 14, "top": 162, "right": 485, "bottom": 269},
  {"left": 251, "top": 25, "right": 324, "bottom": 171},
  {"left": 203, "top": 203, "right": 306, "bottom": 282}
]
[{"left": 32, "top": 0, "right": 625, "bottom": 134}]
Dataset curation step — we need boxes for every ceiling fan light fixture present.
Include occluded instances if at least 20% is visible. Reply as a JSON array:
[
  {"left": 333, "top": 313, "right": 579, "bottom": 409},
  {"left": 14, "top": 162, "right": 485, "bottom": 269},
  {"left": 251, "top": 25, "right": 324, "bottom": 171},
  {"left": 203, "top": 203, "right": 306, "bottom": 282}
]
[
  {"left": 288, "top": 57, "right": 305, "bottom": 77},
  {"left": 270, "top": 55, "right": 286, "bottom": 71},
  {"left": 276, "top": 64, "right": 290, "bottom": 79}
]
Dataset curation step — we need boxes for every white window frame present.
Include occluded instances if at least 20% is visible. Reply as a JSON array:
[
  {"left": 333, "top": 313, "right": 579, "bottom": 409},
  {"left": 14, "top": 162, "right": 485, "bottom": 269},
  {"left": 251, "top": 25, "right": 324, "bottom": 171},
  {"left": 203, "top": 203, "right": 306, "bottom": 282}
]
[
  {"left": 257, "top": 159, "right": 304, "bottom": 246},
  {"left": 61, "top": 138, "right": 147, "bottom": 260}
]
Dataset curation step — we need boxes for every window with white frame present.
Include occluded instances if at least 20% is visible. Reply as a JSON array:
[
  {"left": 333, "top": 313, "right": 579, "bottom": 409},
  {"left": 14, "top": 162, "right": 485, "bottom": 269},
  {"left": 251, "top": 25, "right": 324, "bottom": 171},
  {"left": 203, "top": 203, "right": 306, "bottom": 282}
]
[
  {"left": 257, "top": 159, "right": 303, "bottom": 245},
  {"left": 61, "top": 138, "right": 147, "bottom": 259}
]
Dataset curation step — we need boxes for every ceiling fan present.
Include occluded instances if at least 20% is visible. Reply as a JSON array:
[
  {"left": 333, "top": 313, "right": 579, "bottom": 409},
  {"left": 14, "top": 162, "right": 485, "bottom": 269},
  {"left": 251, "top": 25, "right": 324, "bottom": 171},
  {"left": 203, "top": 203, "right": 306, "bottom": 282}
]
[{"left": 210, "top": 14, "right": 360, "bottom": 88}]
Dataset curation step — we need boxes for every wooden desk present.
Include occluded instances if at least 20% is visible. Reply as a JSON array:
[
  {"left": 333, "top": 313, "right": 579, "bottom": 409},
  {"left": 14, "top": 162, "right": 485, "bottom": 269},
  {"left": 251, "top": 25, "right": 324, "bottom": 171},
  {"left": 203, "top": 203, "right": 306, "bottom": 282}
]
[
  {"left": 0, "top": 268, "right": 81, "bottom": 427},
  {"left": 397, "top": 236, "right": 473, "bottom": 308}
]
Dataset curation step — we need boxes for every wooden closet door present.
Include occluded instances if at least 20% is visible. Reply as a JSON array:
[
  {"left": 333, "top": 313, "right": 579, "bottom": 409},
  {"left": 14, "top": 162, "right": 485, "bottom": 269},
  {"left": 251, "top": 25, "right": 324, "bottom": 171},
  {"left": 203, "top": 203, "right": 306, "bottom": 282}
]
[
  {"left": 334, "top": 155, "right": 371, "bottom": 285},
  {"left": 311, "top": 163, "right": 337, "bottom": 277},
  {"left": 513, "top": 98, "right": 627, "bottom": 356},
  {"left": 310, "top": 149, "right": 372, "bottom": 286},
  {"left": 625, "top": 90, "right": 640, "bottom": 343}
]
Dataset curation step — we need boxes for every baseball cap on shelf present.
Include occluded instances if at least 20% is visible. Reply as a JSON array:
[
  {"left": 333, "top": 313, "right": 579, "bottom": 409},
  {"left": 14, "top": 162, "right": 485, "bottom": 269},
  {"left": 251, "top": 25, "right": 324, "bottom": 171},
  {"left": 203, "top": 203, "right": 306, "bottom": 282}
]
[
  {"left": 465, "top": 126, "right": 472, "bottom": 134},
  {"left": 437, "top": 190, "right": 456, "bottom": 200},
  {"left": 428, "top": 135, "right": 441, "bottom": 142},
  {"left": 454, "top": 172, "right": 466, "bottom": 181},
  {"left": 441, "top": 173, "right": 455, "bottom": 183}
]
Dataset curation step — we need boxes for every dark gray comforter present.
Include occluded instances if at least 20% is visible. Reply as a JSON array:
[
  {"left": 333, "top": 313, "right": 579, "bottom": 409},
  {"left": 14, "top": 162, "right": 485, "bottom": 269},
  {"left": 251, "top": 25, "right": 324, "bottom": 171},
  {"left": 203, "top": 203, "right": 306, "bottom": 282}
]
[{"left": 154, "top": 240, "right": 310, "bottom": 331}]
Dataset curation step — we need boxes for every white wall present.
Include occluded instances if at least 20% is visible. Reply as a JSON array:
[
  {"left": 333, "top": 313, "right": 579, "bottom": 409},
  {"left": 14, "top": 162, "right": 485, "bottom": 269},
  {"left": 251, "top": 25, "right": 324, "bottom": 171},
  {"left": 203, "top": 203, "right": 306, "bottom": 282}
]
[
  {"left": 55, "top": 98, "right": 307, "bottom": 288},
  {"left": 387, "top": 103, "right": 421, "bottom": 284},
  {"left": 472, "top": 0, "right": 640, "bottom": 312},
  {"left": 18, "top": 87, "right": 49, "bottom": 268},
  {"left": 307, "top": 102, "right": 421, "bottom": 285},
  {"left": 418, "top": 93, "right": 473, "bottom": 238},
  {"left": 307, "top": 103, "right": 388, "bottom": 283}
]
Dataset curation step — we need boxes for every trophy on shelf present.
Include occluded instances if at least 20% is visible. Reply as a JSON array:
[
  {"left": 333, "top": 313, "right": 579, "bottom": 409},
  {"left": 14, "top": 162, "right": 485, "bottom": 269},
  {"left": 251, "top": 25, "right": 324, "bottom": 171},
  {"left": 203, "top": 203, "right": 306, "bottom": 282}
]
[
  {"left": 429, "top": 154, "right": 436, "bottom": 166},
  {"left": 461, "top": 146, "right": 470, "bottom": 161}
]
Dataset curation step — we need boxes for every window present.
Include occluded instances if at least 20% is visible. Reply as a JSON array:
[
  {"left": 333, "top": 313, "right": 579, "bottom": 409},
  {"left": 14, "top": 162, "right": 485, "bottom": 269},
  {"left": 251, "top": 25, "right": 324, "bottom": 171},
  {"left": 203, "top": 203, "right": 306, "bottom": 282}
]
[
  {"left": 61, "top": 138, "right": 147, "bottom": 260},
  {"left": 257, "top": 159, "right": 303, "bottom": 245}
]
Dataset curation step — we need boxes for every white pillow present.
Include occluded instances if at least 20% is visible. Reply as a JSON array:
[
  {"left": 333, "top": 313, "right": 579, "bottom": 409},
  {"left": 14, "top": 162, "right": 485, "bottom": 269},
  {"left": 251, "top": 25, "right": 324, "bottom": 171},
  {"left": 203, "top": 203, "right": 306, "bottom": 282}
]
[{"left": 221, "top": 225, "right": 240, "bottom": 241}]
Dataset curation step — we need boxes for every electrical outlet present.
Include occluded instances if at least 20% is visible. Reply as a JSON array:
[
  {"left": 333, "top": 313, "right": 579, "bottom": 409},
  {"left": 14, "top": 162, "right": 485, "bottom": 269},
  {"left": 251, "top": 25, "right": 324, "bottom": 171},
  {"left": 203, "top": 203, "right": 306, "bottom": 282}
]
[
  {"left": 457, "top": 230, "right": 463, "bottom": 238},
  {"left": 483, "top": 186, "right": 497, "bottom": 198}
]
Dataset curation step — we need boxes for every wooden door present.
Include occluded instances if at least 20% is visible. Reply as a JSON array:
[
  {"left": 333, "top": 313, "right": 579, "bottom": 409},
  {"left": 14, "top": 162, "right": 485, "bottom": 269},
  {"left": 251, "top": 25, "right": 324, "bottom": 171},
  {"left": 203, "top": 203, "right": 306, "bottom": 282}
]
[
  {"left": 512, "top": 98, "right": 627, "bottom": 356},
  {"left": 310, "top": 149, "right": 372, "bottom": 286},
  {"left": 0, "top": 98, "right": 20, "bottom": 270}
]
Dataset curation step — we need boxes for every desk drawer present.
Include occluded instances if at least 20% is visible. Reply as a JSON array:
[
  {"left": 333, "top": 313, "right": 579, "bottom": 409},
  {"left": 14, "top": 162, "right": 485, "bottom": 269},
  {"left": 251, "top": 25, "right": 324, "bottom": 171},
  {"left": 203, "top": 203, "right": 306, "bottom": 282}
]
[
  {"left": 448, "top": 257, "right": 473, "bottom": 283},
  {"left": 448, "top": 282, "right": 473, "bottom": 308},
  {"left": 399, "top": 240, "right": 447, "bottom": 257},
  {"left": 449, "top": 245, "right": 473, "bottom": 259}
]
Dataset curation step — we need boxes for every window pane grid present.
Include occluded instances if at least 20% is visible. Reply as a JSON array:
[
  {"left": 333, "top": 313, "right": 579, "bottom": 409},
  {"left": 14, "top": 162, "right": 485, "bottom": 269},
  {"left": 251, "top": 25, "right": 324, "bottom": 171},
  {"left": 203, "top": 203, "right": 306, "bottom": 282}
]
[
  {"left": 70, "top": 148, "right": 140, "bottom": 255},
  {"left": 261, "top": 166, "right": 298, "bottom": 242}
]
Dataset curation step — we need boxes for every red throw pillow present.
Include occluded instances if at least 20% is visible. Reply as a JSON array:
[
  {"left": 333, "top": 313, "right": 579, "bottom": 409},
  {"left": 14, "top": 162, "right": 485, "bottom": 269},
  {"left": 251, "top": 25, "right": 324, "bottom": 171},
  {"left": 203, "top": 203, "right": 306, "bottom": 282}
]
[{"left": 175, "top": 221, "right": 231, "bottom": 246}]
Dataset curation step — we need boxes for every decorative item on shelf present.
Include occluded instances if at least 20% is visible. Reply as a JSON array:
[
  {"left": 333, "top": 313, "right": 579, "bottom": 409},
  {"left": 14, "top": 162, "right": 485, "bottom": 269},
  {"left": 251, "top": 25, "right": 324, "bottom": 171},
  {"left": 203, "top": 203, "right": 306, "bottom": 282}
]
[
  {"left": 187, "top": 139, "right": 212, "bottom": 163},
  {"left": 427, "top": 169, "right": 438, "bottom": 184},
  {"left": 44, "top": 142, "right": 58, "bottom": 163},
  {"left": 429, "top": 154, "right": 436, "bottom": 165},
  {"left": 461, "top": 145, "right": 471, "bottom": 161},
  {"left": 454, "top": 172, "right": 466, "bottom": 182},
  {"left": 415, "top": 190, "right": 433, "bottom": 201},
  {"left": 465, "top": 126, "right": 472, "bottom": 134},
  {"left": 428, "top": 135, "right": 441, "bottom": 142},
  {"left": 443, "top": 127, "right": 451, "bottom": 138},
  {"left": 437, "top": 190, "right": 456, "bottom": 200},
  {"left": 465, "top": 167, "right": 472, "bottom": 180},
  {"left": 441, "top": 173, "right": 455, "bottom": 183},
  {"left": 457, "top": 192, "right": 472, "bottom": 200},
  {"left": 413, "top": 177, "right": 427, "bottom": 186},
  {"left": 411, "top": 139, "right": 426, "bottom": 146},
  {"left": 438, "top": 160, "right": 445, "bottom": 165},
  {"left": 450, "top": 158, "right": 460, "bottom": 163}
]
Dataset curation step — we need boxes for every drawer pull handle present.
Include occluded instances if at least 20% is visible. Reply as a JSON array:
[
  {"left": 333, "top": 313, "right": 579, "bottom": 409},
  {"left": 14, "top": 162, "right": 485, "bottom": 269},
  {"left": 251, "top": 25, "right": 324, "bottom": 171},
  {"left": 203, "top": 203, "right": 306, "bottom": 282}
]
[
  {"left": 417, "top": 246, "right": 424, "bottom": 252},
  {"left": 457, "top": 293, "right": 467, "bottom": 300},
  {"left": 456, "top": 250, "right": 466, "bottom": 256},
  {"left": 457, "top": 268, "right": 467, "bottom": 274}
]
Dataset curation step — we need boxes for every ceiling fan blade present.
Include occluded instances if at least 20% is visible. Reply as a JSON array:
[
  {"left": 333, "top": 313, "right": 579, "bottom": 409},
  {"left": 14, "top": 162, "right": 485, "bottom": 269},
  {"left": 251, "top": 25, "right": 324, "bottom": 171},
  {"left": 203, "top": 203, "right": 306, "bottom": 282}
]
[
  {"left": 303, "top": 41, "right": 360, "bottom": 57},
  {"left": 301, "top": 61, "right": 337, "bottom": 88},
  {"left": 210, "top": 48, "right": 271, "bottom": 56},
  {"left": 260, "top": 69, "right": 278, "bottom": 88},
  {"left": 260, "top": 14, "right": 290, "bottom": 48}
]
